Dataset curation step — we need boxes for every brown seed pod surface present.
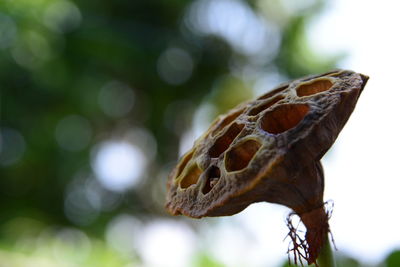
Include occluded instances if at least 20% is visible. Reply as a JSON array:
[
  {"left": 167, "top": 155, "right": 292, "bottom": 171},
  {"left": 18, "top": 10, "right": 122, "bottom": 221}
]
[{"left": 165, "top": 69, "right": 368, "bottom": 264}]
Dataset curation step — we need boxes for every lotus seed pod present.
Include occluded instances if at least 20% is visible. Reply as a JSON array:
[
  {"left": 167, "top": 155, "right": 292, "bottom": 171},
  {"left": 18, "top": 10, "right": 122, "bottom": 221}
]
[{"left": 165, "top": 69, "right": 368, "bottom": 265}]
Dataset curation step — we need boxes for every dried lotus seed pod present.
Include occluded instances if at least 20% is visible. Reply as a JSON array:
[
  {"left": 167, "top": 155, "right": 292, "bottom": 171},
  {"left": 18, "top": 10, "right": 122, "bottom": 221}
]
[{"left": 165, "top": 69, "right": 368, "bottom": 265}]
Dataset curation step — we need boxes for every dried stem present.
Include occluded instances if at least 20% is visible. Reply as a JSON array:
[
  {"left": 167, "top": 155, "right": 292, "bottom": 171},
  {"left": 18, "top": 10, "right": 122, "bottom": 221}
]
[{"left": 286, "top": 203, "right": 335, "bottom": 266}]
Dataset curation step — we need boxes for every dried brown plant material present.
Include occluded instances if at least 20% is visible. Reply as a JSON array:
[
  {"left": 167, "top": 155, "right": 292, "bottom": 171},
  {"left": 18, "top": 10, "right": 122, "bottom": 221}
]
[{"left": 165, "top": 70, "right": 368, "bottom": 265}]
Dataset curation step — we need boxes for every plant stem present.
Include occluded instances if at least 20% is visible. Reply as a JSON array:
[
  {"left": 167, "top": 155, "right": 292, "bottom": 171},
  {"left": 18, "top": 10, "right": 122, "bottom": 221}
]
[{"left": 316, "top": 233, "right": 336, "bottom": 267}]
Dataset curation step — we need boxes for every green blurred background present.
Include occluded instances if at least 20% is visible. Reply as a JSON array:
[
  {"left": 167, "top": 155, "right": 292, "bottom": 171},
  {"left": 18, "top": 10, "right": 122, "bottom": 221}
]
[{"left": 0, "top": 0, "right": 398, "bottom": 266}]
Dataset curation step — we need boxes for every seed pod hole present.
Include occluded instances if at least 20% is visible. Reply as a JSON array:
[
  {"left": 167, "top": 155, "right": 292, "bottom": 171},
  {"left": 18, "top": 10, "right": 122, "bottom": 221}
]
[
  {"left": 296, "top": 79, "right": 333, "bottom": 97},
  {"left": 202, "top": 166, "right": 221, "bottom": 194},
  {"left": 257, "top": 85, "right": 288, "bottom": 100},
  {"left": 209, "top": 123, "right": 245, "bottom": 158},
  {"left": 248, "top": 95, "right": 285, "bottom": 116},
  {"left": 260, "top": 104, "right": 309, "bottom": 134},
  {"left": 211, "top": 108, "right": 244, "bottom": 137},
  {"left": 225, "top": 139, "right": 261, "bottom": 172},
  {"left": 180, "top": 163, "right": 202, "bottom": 189},
  {"left": 175, "top": 150, "right": 195, "bottom": 178}
]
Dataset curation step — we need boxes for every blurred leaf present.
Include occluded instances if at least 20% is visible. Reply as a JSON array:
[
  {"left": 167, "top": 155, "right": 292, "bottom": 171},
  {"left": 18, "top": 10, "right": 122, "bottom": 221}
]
[
  {"left": 193, "top": 253, "right": 225, "bottom": 267},
  {"left": 335, "top": 254, "right": 361, "bottom": 267},
  {"left": 385, "top": 249, "right": 400, "bottom": 267},
  {"left": 209, "top": 75, "right": 253, "bottom": 115},
  {"left": 275, "top": 10, "right": 341, "bottom": 78}
]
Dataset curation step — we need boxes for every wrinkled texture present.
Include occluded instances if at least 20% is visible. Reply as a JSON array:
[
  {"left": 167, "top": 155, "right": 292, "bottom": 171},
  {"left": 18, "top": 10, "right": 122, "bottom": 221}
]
[
  {"left": 166, "top": 69, "right": 368, "bottom": 265},
  {"left": 166, "top": 70, "right": 367, "bottom": 218}
]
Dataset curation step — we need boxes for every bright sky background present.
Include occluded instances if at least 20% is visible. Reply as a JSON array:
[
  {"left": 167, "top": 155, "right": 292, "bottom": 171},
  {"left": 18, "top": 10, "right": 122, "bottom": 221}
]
[{"left": 306, "top": 0, "right": 400, "bottom": 264}]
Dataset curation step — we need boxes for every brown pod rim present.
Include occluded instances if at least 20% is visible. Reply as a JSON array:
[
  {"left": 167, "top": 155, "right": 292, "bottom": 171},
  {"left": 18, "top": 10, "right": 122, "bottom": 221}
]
[{"left": 165, "top": 69, "right": 368, "bottom": 218}]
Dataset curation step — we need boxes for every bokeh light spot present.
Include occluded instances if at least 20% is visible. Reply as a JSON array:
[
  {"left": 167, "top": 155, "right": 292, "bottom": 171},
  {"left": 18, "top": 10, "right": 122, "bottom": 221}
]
[
  {"left": 185, "top": 0, "right": 280, "bottom": 59},
  {"left": 91, "top": 141, "right": 146, "bottom": 192},
  {"left": 124, "top": 127, "right": 158, "bottom": 162},
  {"left": 0, "top": 127, "right": 26, "bottom": 166},
  {"left": 98, "top": 81, "right": 135, "bottom": 118},
  {"left": 137, "top": 220, "right": 196, "bottom": 267},
  {"left": 55, "top": 115, "right": 92, "bottom": 152},
  {"left": 106, "top": 214, "right": 141, "bottom": 256},
  {"left": 157, "top": 47, "right": 194, "bottom": 85},
  {"left": 52, "top": 228, "right": 92, "bottom": 263},
  {"left": 11, "top": 30, "right": 54, "bottom": 69},
  {"left": 43, "top": 0, "right": 82, "bottom": 33},
  {"left": 85, "top": 178, "right": 122, "bottom": 212},
  {"left": 0, "top": 13, "right": 17, "bottom": 49},
  {"left": 64, "top": 179, "right": 99, "bottom": 226}
]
